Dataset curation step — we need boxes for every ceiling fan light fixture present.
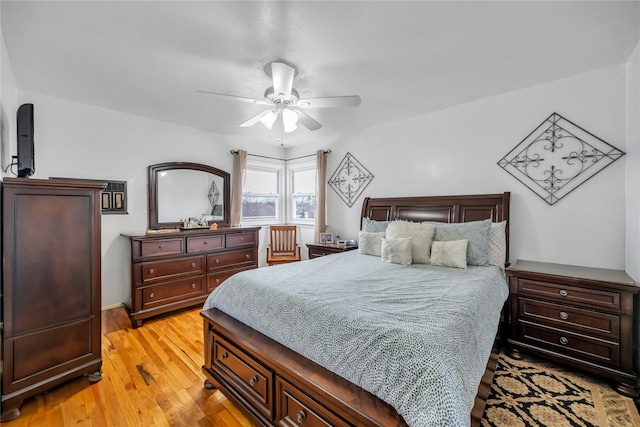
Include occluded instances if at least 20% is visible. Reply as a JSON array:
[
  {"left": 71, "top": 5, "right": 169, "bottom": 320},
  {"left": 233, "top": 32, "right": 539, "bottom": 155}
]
[
  {"left": 282, "top": 108, "right": 298, "bottom": 133},
  {"left": 259, "top": 110, "right": 278, "bottom": 129}
]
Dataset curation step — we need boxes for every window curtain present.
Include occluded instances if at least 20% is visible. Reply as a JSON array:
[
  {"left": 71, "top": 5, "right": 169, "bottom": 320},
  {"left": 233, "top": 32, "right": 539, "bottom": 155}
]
[
  {"left": 230, "top": 149, "right": 247, "bottom": 227},
  {"left": 315, "top": 150, "right": 328, "bottom": 243}
]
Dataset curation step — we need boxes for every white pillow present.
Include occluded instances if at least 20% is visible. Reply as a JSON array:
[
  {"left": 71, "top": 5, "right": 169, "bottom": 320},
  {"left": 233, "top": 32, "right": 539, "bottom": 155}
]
[
  {"left": 488, "top": 221, "right": 507, "bottom": 267},
  {"left": 358, "top": 231, "right": 385, "bottom": 257},
  {"left": 386, "top": 220, "right": 435, "bottom": 264},
  {"left": 381, "top": 237, "right": 413, "bottom": 265},
  {"left": 430, "top": 240, "right": 468, "bottom": 269}
]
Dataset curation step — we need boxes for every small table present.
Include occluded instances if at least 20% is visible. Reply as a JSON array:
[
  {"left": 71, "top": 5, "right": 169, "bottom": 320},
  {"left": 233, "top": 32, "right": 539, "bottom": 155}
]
[{"left": 306, "top": 243, "right": 358, "bottom": 259}]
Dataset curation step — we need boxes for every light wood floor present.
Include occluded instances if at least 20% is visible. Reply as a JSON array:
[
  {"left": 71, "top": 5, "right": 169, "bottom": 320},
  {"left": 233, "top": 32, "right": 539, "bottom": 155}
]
[{"left": 2, "top": 306, "right": 252, "bottom": 427}]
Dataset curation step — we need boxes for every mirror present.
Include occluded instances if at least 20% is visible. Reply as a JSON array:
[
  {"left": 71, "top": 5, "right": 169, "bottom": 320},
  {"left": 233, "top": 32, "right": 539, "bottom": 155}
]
[{"left": 148, "top": 162, "right": 230, "bottom": 229}]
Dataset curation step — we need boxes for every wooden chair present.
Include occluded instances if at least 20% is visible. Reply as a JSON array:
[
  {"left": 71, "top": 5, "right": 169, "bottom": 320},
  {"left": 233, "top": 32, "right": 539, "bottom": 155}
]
[{"left": 266, "top": 225, "right": 301, "bottom": 266}]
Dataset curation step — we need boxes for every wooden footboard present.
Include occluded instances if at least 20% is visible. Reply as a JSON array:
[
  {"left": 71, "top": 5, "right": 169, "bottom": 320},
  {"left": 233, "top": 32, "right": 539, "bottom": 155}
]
[{"left": 201, "top": 308, "right": 501, "bottom": 427}]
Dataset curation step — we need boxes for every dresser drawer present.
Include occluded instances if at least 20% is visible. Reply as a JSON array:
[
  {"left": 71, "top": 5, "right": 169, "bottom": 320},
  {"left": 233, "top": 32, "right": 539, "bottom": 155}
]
[
  {"left": 140, "top": 256, "right": 204, "bottom": 284},
  {"left": 226, "top": 232, "right": 256, "bottom": 248},
  {"left": 277, "top": 377, "right": 352, "bottom": 427},
  {"left": 519, "top": 298, "right": 620, "bottom": 340},
  {"left": 142, "top": 276, "right": 205, "bottom": 309},
  {"left": 517, "top": 279, "right": 621, "bottom": 311},
  {"left": 207, "top": 266, "right": 255, "bottom": 292},
  {"left": 519, "top": 321, "right": 619, "bottom": 367},
  {"left": 213, "top": 334, "right": 273, "bottom": 419},
  {"left": 207, "top": 249, "right": 256, "bottom": 273},
  {"left": 187, "top": 235, "right": 224, "bottom": 253},
  {"left": 140, "top": 238, "right": 184, "bottom": 257}
]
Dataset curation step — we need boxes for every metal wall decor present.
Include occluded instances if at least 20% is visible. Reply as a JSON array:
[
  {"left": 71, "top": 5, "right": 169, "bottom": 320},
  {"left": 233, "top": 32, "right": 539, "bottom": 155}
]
[
  {"left": 498, "top": 113, "right": 624, "bottom": 205},
  {"left": 328, "top": 152, "right": 374, "bottom": 207}
]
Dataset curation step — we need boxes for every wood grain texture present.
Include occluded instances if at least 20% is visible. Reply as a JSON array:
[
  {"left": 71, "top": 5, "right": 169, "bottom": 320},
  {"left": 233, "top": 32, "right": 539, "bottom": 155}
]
[{"left": 2, "top": 306, "right": 250, "bottom": 427}]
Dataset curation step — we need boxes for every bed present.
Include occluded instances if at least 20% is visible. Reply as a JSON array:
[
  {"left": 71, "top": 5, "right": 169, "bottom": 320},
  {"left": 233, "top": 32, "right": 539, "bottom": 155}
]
[{"left": 201, "top": 192, "right": 510, "bottom": 427}]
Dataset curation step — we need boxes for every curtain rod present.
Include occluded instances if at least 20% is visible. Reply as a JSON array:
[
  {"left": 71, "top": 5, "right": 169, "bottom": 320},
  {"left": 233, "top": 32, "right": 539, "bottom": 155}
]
[{"left": 230, "top": 149, "right": 330, "bottom": 162}]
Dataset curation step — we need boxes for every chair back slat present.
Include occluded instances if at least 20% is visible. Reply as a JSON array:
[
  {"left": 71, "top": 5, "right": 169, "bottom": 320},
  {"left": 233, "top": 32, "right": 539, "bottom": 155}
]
[{"left": 270, "top": 225, "right": 297, "bottom": 256}]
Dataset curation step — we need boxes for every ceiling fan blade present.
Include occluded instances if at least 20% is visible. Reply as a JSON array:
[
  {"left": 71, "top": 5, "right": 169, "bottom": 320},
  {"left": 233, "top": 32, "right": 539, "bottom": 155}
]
[
  {"left": 297, "top": 95, "right": 361, "bottom": 109},
  {"left": 271, "top": 62, "right": 295, "bottom": 99},
  {"left": 239, "top": 110, "right": 273, "bottom": 128},
  {"left": 295, "top": 110, "right": 323, "bottom": 131},
  {"left": 196, "top": 90, "right": 269, "bottom": 105}
]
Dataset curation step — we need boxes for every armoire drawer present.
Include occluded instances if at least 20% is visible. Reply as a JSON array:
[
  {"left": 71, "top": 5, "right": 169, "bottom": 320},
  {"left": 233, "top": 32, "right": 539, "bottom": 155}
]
[
  {"left": 187, "top": 235, "right": 224, "bottom": 253},
  {"left": 276, "top": 377, "right": 352, "bottom": 427},
  {"left": 207, "top": 249, "right": 255, "bottom": 273},
  {"left": 519, "top": 321, "right": 619, "bottom": 367},
  {"left": 518, "top": 297, "right": 620, "bottom": 340},
  {"left": 142, "top": 276, "right": 205, "bottom": 309},
  {"left": 140, "top": 238, "right": 184, "bottom": 257},
  {"left": 140, "top": 256, "right": 204, "bottom": 284},
  {"left": 213, "top": 334, "right": 273, "bottom": 419}
]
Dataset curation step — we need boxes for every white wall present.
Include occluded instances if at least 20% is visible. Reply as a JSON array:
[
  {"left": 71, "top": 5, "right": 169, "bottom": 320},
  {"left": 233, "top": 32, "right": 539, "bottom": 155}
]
[
  {"left": 626, "top": 41, "right": 640, "bottom": 281},
  {"left": 289, "top": 65, "right": 629, "bottom": 272},
  {"left": 1, "top": 23, "right": 17, "bottom": 171},
  {"left": 8, "top": 90, "right": 282, "bottom": 308}
]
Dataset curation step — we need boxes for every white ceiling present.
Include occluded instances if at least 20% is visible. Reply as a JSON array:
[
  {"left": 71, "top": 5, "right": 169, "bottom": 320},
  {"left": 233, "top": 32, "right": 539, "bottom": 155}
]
[{"left": 2, "top": 1, "right": 639, "bottom": 147}]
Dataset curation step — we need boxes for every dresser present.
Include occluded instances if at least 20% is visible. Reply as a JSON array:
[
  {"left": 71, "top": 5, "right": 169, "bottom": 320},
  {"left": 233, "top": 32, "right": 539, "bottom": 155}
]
[
  {"left": 124, "top": 227, "right": 259, "bottom": 328},
  {"left": 1, "top": 178, "right": 104, "bottom": 421},
  {"left": 506, "top": 260, "right": 639, "bottom": 397},
  {"left": 306, "top": 243, "right": 358, "bottom": 259}
]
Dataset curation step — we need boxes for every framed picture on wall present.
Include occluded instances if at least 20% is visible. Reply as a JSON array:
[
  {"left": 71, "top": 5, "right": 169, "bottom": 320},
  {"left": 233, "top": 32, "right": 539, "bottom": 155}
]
[{"left": 319, "top": 232, "right": 334, "bottom": 244}]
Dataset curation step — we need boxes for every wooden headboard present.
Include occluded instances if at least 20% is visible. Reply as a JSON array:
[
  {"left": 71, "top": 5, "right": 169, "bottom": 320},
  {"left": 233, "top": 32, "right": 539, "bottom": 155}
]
[{"left": 361, "top": 192, "right": 511, "bottom": 264}]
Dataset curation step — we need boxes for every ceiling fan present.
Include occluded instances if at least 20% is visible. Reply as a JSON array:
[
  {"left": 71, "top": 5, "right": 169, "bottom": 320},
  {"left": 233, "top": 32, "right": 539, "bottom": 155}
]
[{"left": 197, "top": 61, "right": 361, "bottom": 133}]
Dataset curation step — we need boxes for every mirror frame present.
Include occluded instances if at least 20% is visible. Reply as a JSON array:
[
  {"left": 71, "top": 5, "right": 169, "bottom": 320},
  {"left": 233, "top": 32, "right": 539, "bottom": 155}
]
[{"left": 148, "top": 162, "right": 231, "bottom": 229}]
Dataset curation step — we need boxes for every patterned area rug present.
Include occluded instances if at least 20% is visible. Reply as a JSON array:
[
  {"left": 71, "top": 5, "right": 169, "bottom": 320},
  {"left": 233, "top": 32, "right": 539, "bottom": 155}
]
[{"left": 482, "top": 352, "right": 640, "bottom": 427}]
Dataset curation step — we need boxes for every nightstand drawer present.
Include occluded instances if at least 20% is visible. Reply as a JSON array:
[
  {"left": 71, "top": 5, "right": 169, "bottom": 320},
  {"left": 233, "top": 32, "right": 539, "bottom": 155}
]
[
  {"left": 518, "top": 279, "right": 620, "bottom": 311},
  {"left": 519, "top": 298, "right": 620, "bottom": 340},
  {"left": 520, "top": 321, "right": 619, "bottom": 367}
]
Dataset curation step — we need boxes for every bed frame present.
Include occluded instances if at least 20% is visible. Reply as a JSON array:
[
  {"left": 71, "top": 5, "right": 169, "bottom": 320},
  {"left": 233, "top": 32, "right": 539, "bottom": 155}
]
[{"left": 201, "top": 192, "right": 510, "bottom": 426}]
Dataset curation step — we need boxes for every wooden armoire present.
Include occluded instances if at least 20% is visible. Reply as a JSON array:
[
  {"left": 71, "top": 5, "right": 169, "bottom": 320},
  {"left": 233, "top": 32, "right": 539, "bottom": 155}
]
[{"left": 1, "top": 178, "right": 104, "bottom": 421}]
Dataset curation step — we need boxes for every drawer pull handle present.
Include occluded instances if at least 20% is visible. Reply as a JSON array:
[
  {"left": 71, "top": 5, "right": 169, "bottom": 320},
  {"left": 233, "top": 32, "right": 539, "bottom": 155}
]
[
  {"left": 559, "top": 289, "right": 568, "bottom": 297},
  {"left": 240, "top": 237, "right": 244, "bottom": 241},
  {"left": 191, "top": 262, "right": 196, "bottom": 268},
  {"left": 149, "top": 292, "right": 155, "bottom": 298},
  {"left": 149, "top": 268, "right": 155, "bottom": 274},
  {"left": 203, "top": 241, "right": 208, "bottom": 245},
  {"left": 220, "top": 352, "right": 228, "bottom": 360},
  {"left": 249, "top": 376, "right": 258, "bottom": 386},
  {"left": 296, "top": 410, "right": 306, "bottom": 423},
  {"left": 159, "top": 244, "right": 164, "bottom": 249},
  {"left": 559, "top": 312, "right": 569, "bottom": 320},
  {"left": 560, "top": 337, "right": 568, "bottom": 345},
  {"left": 245, "top": 254, "right": 250, "bottom": 259},
  {"left": 216, "top": 279, "right": 220, "bottom": 284},
  {"left": 191, "top": 283, "right": 196, "bottom": 289},
  {"left": 215, "top": 259, "right": 220, "bottom": 264}
]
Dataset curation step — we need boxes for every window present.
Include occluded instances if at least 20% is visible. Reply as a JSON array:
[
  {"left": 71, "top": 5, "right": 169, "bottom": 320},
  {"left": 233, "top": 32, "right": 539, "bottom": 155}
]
[
  {"left": 290, "top": 162, "right": 316, "bottom": 223},
  {"left": 242, "top": 163, "right": 282, "bottom": 221}
]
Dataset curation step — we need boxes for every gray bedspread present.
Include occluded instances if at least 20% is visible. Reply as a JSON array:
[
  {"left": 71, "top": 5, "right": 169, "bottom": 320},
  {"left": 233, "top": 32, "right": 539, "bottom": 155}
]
[{"left": 203, "top": 250, "right": 508, "bottom": 426}]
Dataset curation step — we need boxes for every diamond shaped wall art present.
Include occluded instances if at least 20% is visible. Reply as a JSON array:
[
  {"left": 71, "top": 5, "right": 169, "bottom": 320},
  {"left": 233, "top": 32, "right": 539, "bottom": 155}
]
[
  {"left": 498, "top": 113, "right": 625, "bottom": 205},
  {"left": 328, "top": 152, "right": 374, "bottom": 207}
]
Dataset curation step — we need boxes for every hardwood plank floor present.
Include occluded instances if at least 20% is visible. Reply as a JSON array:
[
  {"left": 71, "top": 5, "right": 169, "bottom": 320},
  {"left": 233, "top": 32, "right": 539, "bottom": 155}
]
[{"left": 2, "top": 306, "right": 251, "bottom": 427}]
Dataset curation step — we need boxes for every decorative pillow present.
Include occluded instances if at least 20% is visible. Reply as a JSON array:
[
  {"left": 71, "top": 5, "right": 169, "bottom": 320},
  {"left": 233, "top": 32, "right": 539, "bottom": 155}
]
[
  {"left": 358, "top": 231, "right": 385, "bottom": 257},
  {"left": 432, "top": 219, "right": 491, "bottom": 266},
  {"left": 430, "top": 240, "right": 468, "bottom": 269},
  {"left": 362, "top": 217, "right": 392, "bottom": 233},
  {"left": 488, "top": 221, "right": 507, "bottom": 267},
  {"left": 386, "top": 220, "right": 436, "bottom": 264},
  {"left": 381, "top": 237, "right": 413, "bottom": 265}
]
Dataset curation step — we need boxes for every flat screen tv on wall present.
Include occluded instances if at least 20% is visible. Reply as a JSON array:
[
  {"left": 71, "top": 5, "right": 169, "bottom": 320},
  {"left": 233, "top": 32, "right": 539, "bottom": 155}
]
[{"left": 17, "top": 103, "right": 35, "bottom": 177}]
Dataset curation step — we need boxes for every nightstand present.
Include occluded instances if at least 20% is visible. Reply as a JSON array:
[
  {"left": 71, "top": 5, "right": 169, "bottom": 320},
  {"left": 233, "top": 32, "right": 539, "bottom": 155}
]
[
  {"left": 306, "top": 243, "right": 358, "bottom": 259},
  {"left": 506, "top": 259, "right": 639, "bottom": 397}
]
